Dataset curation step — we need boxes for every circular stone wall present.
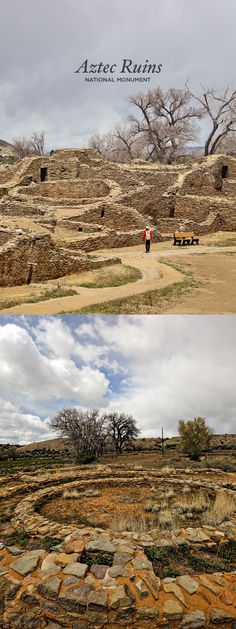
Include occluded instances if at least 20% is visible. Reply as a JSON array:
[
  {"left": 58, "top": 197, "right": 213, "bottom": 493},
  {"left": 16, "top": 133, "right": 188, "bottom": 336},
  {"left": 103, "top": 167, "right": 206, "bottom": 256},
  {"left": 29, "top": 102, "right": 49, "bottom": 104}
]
[{"left": 0, "top": 465, "right": 235, "bottom": 628}]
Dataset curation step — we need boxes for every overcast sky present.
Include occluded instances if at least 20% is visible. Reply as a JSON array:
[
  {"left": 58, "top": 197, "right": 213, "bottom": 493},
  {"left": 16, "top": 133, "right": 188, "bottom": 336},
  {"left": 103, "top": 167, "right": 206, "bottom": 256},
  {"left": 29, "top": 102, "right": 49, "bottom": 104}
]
[
  {"left": 0, "top": 315, "right": 235, "bottom": 444},
  {"left": 0, "top": 0, "right": 236, "bottom": 149}
]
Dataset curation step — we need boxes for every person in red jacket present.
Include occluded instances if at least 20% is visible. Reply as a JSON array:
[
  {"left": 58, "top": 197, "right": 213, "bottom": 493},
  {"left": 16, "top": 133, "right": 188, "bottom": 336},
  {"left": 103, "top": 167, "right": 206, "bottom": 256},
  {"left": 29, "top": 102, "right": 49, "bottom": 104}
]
[{"left": 142, "top": 226, "right": 153, "bottom": 253}]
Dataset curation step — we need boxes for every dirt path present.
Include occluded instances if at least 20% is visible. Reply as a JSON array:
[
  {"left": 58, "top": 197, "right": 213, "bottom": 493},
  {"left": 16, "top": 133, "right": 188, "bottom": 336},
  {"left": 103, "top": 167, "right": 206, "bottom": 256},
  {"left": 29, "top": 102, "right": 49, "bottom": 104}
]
[
  {"left": 1, "top": 242, "right": 236, "bottom": 315},
  {"left": 0, "top": 247, "right": 182, "bottom": 315}
]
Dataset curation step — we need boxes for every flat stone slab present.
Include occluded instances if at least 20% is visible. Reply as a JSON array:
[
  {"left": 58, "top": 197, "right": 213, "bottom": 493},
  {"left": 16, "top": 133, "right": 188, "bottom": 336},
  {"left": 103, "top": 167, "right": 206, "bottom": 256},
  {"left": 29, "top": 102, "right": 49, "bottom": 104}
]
[
  {"left": 87, "top": 589, "right": 108, "bottom": 611},
  {"left": 10, "top": 549, "right": 44, "bottom": 576},
  {"left": 163, "top": 598, "right": 183, "bottom": 620},
  {"left": 63, "top": 562, "right": 88, "bottom": 578},
  {"left": 163, "top": 582, "right": 187, "bottom": 606},
  {"left": 86, "top": 538, "right": 116, "bottom": 553},
  {"left": 109, "top": 584, "right": 133, "bottom": 609},
  {"left": 37, "top": 577, "right": 61, "bottom": 600},
  {"left": 177, "top": 575, "right": 199, "bottom": 594},
  {"left": 131, "top": 556, "right": 152, "bottom": 570},
  {"left": 90, "top": 564, "right": 108, "bottom": 579}
]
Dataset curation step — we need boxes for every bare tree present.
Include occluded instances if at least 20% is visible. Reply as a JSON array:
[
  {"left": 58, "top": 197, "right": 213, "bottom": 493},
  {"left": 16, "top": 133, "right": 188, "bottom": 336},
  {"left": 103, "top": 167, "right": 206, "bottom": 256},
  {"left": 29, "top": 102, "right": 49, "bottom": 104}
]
[
  {"left": 128, "top": 87, "right": 202, "bottom": 164},
  {"left": 192, "top": 86, "right": 236, "bottom": 156},
  {"left": 88, "top": 132, "right": 115, "bottom": 160},
  {"left": 13, "top": 131, "right": 46, "bottom": 159},
  {"left": 49, "top": 408, "right": 108, "bottom": 462},
  {"left": 30, "top": 130, "right": 46, "bottom": 155},
  {"left": 88, "top": 87, "right": 202, "bottom": 164},
  {"left": 105, "top": 412, "right": 139, "bottom": 454},
  {"left": 12, "top": 136, "right": 33, "bottom": 158},
  {"left": 216, "top": 131, "right": 236, "bottom": 155}
]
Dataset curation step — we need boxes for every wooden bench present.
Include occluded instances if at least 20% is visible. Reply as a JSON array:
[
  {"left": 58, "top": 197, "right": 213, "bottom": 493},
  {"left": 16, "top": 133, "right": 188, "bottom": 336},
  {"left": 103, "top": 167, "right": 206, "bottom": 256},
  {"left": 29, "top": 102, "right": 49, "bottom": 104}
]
[{"left": 173, "top": 231, "right": 199, "bottom": 246}]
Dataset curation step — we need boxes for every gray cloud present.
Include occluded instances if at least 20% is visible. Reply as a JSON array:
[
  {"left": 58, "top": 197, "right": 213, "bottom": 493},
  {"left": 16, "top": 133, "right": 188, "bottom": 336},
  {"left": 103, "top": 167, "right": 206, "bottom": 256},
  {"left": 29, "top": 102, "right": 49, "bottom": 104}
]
[
  {"left": 1, "top": 0, "right": 236, "bottom": 148},
  {"left": 0, "top": 316, "right": 235, "bottom": 444}
]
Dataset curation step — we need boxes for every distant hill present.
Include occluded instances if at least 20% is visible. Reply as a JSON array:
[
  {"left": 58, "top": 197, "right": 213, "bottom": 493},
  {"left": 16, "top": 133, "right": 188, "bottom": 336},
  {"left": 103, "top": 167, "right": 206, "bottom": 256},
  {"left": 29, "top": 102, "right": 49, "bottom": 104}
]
[
  {"left": 0, "top": 139, "right": 17, "bottom": 158},
  {"left": 18, "top": 433, "right": 236, "bottom": 453}
]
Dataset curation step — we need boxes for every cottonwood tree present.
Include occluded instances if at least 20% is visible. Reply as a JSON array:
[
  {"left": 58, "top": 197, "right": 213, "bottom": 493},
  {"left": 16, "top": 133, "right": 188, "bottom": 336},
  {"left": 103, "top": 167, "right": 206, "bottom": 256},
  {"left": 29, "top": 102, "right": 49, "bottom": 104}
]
[
  {"left": 192, "top": 86, "right": 236, "bottom": 156},
  {"left": 88, "top": 87, "right": 202, "bottom": 164},
  {"left": 178, "top": 417, "right": 214, "bottom": 461},
  {"left": 49, "top": 408, "right": 108, "bottom": 462},
  {"left": 105, "top": 412, "right": 139, "bottom": 453},
  {"left": 128, "top": 87, "right": 202, "bottom": 164}
]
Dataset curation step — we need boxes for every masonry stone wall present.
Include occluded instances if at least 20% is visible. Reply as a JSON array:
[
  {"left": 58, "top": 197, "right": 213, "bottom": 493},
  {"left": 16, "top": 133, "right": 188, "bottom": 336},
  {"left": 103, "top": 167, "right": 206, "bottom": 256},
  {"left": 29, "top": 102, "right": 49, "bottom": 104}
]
[
  {"left": 18, "top": 180, "right": 110, "bottom": 199},
  {"left": 0, "top": 234, "right": 116, "bottom": 287}
]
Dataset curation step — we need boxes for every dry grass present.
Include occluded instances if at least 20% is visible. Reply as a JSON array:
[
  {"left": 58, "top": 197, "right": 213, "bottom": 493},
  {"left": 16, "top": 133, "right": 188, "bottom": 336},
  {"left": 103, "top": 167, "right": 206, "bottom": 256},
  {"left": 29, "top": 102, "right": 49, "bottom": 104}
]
[
  {"left": 158, "top": 508, "right": 173, "bottom": 529},
  {"left": 77, "top": 264, "right": 142, "bottom": 288},
  {"left": 205, "top": 492, "right": 236, "bottom": 525},
  {"left": 110, "top": 512, "right": 149, "bottom": 533}
]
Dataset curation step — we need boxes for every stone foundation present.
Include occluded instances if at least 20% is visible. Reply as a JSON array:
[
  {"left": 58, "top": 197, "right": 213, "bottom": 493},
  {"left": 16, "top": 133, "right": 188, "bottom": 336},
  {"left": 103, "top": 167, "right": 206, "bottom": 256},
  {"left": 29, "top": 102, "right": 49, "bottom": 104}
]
[{"left": 0, "top": 465, "right": 235, "bottom": 628}]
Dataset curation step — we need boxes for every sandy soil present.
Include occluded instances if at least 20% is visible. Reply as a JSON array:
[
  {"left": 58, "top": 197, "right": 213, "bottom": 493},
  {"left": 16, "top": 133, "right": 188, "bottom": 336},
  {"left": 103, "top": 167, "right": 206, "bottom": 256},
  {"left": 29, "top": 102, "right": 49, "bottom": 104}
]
[{"left": 1, "top": 237, "right": 236, "bottom": 315}]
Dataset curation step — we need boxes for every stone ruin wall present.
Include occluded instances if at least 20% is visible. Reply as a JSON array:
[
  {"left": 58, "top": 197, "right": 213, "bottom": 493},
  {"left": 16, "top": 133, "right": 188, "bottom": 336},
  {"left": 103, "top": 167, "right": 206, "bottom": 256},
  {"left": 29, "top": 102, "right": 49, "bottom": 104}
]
[
  {"left": 0, "top": 150, "right": 236, "bottom": 288},
  {"left": 0, "top": 465, "right": 235, "bottom": 629},
  {"left": 0, "top": 234, "right": 118, "bottom": 287},
  {"left": 17, "top": 180, "right": 110, "bottom": 200}
]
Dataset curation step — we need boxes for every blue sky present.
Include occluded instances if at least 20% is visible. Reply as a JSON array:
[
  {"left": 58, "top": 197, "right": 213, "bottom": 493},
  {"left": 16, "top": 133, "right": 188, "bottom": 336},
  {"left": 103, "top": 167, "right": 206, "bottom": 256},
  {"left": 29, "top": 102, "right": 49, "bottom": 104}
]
[
  {"left": 0, "top": 315, "right": 235, "bottom": 444},
  {"left": 0, "top": 0, "right": 236, "bottom": 148}
]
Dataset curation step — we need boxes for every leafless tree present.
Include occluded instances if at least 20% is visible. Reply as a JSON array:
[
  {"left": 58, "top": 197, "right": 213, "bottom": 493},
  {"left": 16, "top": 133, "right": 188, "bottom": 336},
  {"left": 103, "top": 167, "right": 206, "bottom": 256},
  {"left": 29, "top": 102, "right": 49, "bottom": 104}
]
[
  {"left": 30, "top": 130, "right": 46, "bottom": 155},
  {"left": 192, "top": 86, "right": 236, "bottom": 156},
  {"left": 49, "top": 408, "right": 108, "bottom": 461},
  {"left": 104, "top": 412, "right": 139, "bottom": 453},
  {"left": 128, "top": 88, "right": 202, "bottom": 164},
  {"left": 12, "top": 136, "right": 33, "bottom": 158},
  {"left": 13, "top": 131, "right": 46, "bottom": 159},
  {"left": 216, "top": 131, "right": 236, "bottom": 155},
  {"left": 88, "top": 87, "right": 202, "bottom": 164},
  {"left": 88, "top": 132, "right": 115, "bottom": 160}
]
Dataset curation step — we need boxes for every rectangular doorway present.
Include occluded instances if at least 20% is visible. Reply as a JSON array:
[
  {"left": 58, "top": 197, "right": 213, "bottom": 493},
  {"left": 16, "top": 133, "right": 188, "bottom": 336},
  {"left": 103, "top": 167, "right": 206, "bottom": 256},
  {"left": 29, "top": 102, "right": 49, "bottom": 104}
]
[{"left": 40, "top": 167, "right": 47, "bottom": 182}]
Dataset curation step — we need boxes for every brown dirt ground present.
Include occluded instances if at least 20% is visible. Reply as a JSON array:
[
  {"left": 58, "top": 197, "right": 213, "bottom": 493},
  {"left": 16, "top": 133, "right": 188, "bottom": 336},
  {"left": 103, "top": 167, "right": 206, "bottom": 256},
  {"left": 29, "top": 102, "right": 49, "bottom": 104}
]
[{"left": 40, "top": 483, "right": 215, "bottom": 530}]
